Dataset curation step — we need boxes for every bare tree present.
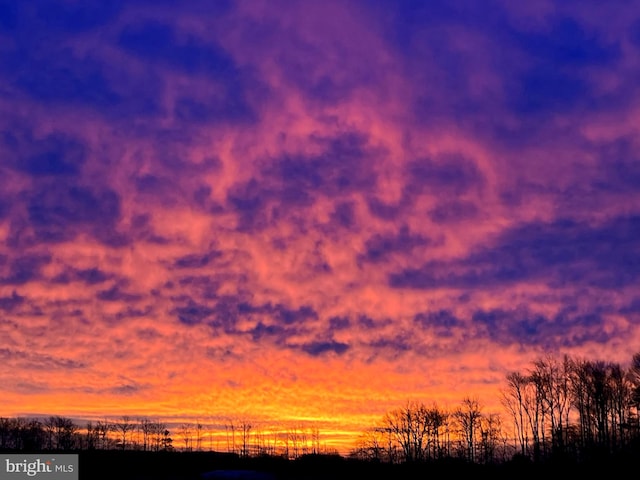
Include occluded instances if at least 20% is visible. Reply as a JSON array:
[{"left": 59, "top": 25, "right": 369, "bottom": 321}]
[
  {"left": 383, "top": 402, "right": 422, "bottom": 462},
  {"left": 195, "top": 421, "right": 204, "bottom": 451},
  {"left": 310, "top": 426, "right": 321, "bottom": 454},
  {"left": 424, "top": 404, "right": 449, "bottom": 460},
  {"left": 478, "top": 413, "right": 502, "bottom": 463},
  {"left": 162, "top": 428, "right": 173, "bottom": 451},
  {"left": 501, "top": 371, "right": 530, "bottom": 457},
  {"left": 95, "top": 420, "right": 111, "bottom": 450},
  {"left": 454, "top": 397, "right": 482, "bottom": 462},
  {"left": 628, "top": 352, "right": 640, "bottom": 424},
  {"left": 370, "top": 401, "right": 451, "bottom": 463},
  {"left": 179, "top": 423, "right": 193, "bottom": 451},
  {"left": 150, "top": 421, "right": 167, "bottom": 452},
  {"left": 17, "top": 418, "right": 46, "bottom": 450},
  {"left": 51, "top": 416, "right": 77, "bottom": 450},
  {"left": 85, "top": 422, "right": 99, "bottom": 450},
  {"left": 288, "top": 425, "right": 300, "bottom": 459},
  {"left": 525, "top": 367, "right": 546, "bottom": 461},
  {"left": 43, "top": 417, "right": 56, "bottom": 450},
  {"left": 225, "top": 420, "right": 236, "bottom": 454},
  {"left": 138, "top": 418, "right": 154, "bottom": 451},
  {"left": 608, "top": 362, "right": 633, "bottom": 449},
  {"left": 354, "top": 428, "right": 389, "bottom": 461},
  {"left": 239, "top": 420, "right": 252, "bottom": 457},
  {"left": 531, "top": 355, "right": 572, "bottom": 455},
  {"left": 113, "top": 416, "right": 134, "bottom": 450}
]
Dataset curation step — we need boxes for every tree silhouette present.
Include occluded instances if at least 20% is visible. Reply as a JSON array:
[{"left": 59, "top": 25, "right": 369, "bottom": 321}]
[
  {"left": 179, "top": 423, "right": 193, "bottom": 451},
  {"left": 113, "top": 416, "right": 134, "bottom": 450},
  {"left": 501, "top": 372, "right": 530, "bottom": 457},
  {"left": 162, "top": 428, "right": 173, "bottom": 451},
  {"left": 150, "top": 421, "right": 167, "bottom": 451},
  {"left": 454, "top": 397, "right": 482, "bottom": 462},
  {"left": 195, "top": 420, "right": 204, "bottom": 451},
  {"left": 239, "top": 420, "right": 252, "bottom": 457},
  {"left": 54, "top": 416, "right": 77, "bottom": 450},
  {"left": 95, "top": 419, "right": 111, "bottom": 450}
]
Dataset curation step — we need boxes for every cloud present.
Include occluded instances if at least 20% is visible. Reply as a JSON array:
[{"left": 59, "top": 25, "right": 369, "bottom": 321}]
[
  {"left": 405, "top": 154, "right": 484, "bottom": 197},
  {"left": 0, "top": 348, "right": 86, "bottom": 371},
  {"left": 366, "top": 197, "right": 404, "bottom": 221},
  {"left": 365, "top": 335, "right": 411, "bottom": 358},
  {"left": 358, "top": 225, "right": 433, "bottom": 264},
  {"left": 226, "top": 132, "right": 379, "bottom": 232},
  {"left": 32, "top": 1, "right": 123, "bottom": 33},
  {"left": 273, "top": 304, "right": 319, "bottom": 325},
  {"left": 118, "top": 21, "right": 235, "bottom": 76},
  {"left": 110, "top": 383, "right": 145, "bottom": 396},
  {"left": 429, "top": 200, "right": 478, "bottom": 224},
  {"left": 471, "top": 306, "right": 617, "bottom": 349},
  {"left": 172, "top": 250, "right": 223, "bottom": 269},
  {"left": 12, "top": 51, "right": 122, "bottom": 108},
  {"left": 328, "top": 316, "right": 351, "bottom": 331},
  {"left": 414, "top": 309, "right": 463, "bottom": 338},
  {"left": 265, "top": 133, "right": 378, "bottom": 204},
  {"left": 25, "top": 184, "right": 123, "bottom": 245},
  {"left": 0, "top": 254, "right": 51, "bottom": 286},
  {"left": 593, "top": 138, "right": 640, "bottom": 194},
  {"left": 173, "top": 300, "right": 215, "bottom": 326},
  {"left": 53, "top": 267, "right": 111, "bottom": 286},
  {"left": 506, "top": 16, "right": 620, "bottom": 115},
  {"left": 117, "top": 19, "right": 259, "bottom": 124},
  {"left": 301, "top": 340, "right": 350, "bottom": 356},
  {"left": 389, "top": 215, "right": 640, "bottom": 290},
  {"left": 3, "top": 130, "right": 87, "bottom": 177},
  {"left": 97, "top": 285, "right": 142, "bottom": 303},
  {"left": 0, "top": 291, "right": 25, "bottom": 312}
]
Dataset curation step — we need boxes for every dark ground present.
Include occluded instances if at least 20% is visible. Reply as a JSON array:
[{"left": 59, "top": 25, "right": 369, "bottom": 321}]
[{"left": 6, "top": 449, "right": 637, "bottom": 480}]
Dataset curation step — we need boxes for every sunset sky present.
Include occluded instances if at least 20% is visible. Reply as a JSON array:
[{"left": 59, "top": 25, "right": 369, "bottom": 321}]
[{"left": 1, "top": 0, "right": 640, "bottom": 453}]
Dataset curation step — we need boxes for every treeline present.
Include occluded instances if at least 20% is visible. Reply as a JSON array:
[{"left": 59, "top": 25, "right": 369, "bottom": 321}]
[
  {"left": 351, "top": 352, "right": 640, "bottom": 465},
  {"left": 350, "top": 397, "right": 503, "bottom": 463},
  {"left": 0, "top": 416, "right": 174, "bottom": 452},
  {"left": 0, "top": 415, "right": 329, "bottom": 459}
]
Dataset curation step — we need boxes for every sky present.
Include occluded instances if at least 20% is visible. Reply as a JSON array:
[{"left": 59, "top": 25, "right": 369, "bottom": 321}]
[{"left": 1, "top": 0, "right": 640, "bottom": 453}]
